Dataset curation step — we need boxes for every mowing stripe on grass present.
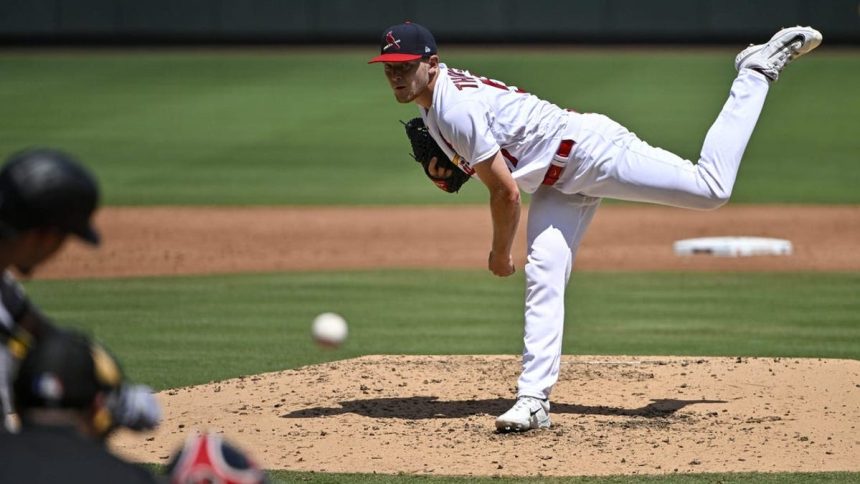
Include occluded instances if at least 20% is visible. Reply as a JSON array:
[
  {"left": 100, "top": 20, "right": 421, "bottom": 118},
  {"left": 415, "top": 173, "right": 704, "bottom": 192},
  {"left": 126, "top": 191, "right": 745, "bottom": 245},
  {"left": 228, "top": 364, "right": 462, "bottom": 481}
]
[{"left": 23, "top": 270, "right": 860, "bottom": 390}]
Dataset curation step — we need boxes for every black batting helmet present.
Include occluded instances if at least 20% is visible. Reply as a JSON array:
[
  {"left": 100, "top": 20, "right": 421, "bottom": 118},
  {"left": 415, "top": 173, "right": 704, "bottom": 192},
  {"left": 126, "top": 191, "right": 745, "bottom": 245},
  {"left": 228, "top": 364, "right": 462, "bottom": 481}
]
[
  {"left": 0, "top": 148, "right": 100, "bottom": 244},
  {"left": 13, "top": 329, "right": 124, "bottom": 411}
]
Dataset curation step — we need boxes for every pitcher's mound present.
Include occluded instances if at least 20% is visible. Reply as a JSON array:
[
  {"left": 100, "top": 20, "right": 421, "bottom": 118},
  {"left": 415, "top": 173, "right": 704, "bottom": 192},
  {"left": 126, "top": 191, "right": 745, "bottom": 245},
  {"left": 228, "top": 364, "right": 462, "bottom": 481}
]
[{"left": 112, "top": 355, "right": 860, "bottom": 477}]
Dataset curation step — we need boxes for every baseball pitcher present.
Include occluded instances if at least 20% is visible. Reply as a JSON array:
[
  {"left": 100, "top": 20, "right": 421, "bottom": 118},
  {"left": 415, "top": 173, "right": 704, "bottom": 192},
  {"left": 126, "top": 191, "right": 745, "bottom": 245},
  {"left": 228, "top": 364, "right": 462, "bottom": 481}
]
[{"left": 371, "top": 22, "right": 822, "bottom": 432}]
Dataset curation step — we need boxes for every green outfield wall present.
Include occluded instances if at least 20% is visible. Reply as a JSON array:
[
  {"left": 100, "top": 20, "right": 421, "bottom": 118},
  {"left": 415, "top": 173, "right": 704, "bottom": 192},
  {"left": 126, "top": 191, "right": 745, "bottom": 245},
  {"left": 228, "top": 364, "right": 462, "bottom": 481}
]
[{"left": 1, "top": 0, "right": 858, "bottom": 44}]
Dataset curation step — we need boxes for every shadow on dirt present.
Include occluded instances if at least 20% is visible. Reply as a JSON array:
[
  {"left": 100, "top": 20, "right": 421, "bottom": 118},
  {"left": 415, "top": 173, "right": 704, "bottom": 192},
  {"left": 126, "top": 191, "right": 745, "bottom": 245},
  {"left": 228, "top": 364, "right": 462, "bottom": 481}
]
[{"left": 281, "top": 397, "right": 726, "bottom": 420}]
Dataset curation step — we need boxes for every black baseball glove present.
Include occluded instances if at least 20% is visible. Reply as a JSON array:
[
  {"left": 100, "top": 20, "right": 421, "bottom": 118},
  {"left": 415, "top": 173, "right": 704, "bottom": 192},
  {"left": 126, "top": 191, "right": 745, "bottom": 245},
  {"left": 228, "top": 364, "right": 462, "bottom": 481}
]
[{"left": 402, "top": 117, "right": 471, "bottom": 193}]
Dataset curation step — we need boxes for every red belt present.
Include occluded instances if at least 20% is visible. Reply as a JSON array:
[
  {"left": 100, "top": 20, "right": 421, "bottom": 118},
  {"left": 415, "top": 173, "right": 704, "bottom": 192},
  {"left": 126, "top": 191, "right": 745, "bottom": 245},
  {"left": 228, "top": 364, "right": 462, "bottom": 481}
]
[{"left": 542, "top": 138, "right": 576, "bottom": 186}]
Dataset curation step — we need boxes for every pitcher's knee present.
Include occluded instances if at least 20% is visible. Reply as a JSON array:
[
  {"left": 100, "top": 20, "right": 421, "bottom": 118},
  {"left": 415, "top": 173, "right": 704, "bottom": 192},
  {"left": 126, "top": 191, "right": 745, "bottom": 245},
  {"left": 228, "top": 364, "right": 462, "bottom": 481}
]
[
  {"left": 526, "top": 230, "right": 572, "bottom": 279},
  {"left": 685, "top": 186, "right": 732, "bottom": 210},
  {"left": 699, "top": 192, "right": 731, "bottom": 210}
]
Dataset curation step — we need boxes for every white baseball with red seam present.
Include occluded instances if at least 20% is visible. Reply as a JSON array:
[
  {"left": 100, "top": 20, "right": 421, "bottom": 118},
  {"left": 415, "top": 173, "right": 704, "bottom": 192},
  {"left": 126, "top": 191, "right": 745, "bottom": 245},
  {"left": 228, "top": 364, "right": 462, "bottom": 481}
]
[{"left": 311, "top": 312, "right": 348, "bottom": 347}]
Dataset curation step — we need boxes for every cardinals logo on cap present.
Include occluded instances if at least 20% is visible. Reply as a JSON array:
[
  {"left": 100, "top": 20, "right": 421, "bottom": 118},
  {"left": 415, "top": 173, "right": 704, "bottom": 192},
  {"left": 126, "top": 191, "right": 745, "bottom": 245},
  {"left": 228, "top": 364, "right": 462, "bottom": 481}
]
[{"left": 383, "top": 31, "right": 401, "bottom": 51}]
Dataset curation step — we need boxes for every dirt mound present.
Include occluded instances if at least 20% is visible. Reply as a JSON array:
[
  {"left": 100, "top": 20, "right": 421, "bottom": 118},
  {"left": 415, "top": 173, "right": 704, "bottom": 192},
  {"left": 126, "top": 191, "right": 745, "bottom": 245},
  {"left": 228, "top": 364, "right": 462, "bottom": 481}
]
[{"left": 111, "top": 355, "right": 860, "bottom": 477}]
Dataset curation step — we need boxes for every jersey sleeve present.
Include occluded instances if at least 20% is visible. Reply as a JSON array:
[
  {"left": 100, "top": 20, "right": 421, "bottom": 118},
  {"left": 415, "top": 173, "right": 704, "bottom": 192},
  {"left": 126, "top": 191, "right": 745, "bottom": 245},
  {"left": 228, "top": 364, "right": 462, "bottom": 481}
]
[
  {"left": 438, "top": 101, "right": 499, "bottom": 165},
  {"left": 0, "top": 272, "right": 30, "bottom": 334}
]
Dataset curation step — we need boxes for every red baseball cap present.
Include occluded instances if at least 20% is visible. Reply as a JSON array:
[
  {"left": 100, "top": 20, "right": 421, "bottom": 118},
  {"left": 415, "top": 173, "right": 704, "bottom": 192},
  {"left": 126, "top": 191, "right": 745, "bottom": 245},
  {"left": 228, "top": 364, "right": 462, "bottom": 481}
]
[{"left": 368, "top": 22, "right": 437, "bottom": 64}]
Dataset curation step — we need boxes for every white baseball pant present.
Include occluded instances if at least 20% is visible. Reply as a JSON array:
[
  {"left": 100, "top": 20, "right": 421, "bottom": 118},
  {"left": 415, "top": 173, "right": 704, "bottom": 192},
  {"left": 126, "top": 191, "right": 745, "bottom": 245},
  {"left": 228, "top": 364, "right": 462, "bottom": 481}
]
[{"left": 517, "top": 70, "right": 770, "bottom": 399}]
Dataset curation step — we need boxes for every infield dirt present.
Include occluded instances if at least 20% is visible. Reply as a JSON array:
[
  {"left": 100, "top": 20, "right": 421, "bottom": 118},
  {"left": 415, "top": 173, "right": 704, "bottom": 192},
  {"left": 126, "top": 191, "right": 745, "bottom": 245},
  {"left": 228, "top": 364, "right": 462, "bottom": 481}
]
[
  {"left": 38, "top": 204, "right": 860, "bottom": 278},
  {"left": 50, "top": 204, "right": 858, "bottom": 476}
]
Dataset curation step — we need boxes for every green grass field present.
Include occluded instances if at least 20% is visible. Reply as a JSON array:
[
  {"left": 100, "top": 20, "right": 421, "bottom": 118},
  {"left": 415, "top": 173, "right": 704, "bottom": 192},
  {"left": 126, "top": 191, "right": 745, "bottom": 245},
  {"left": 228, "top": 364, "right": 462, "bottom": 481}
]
[
  {"left": 138, "top": 464, "right": 858, "bottom": 484},
  {"left": 262, "top": 471, "right": 859, "bottom": 484},
  {"left": 0, "top": 49, "right": 858, "bottom": 205},
  {"left": 5, "top": 49, "right": 859, "bottom": 483},
  {"left": 25, "top": 271, "right": 860, "bottom": 390}
]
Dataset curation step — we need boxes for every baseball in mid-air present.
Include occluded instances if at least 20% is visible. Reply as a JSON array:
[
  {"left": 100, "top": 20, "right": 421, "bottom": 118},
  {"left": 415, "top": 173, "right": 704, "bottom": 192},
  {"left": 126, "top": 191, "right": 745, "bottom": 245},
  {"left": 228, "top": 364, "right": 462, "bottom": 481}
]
[{"left": 311, "top": 312, "right": 348, "bottom": 348}]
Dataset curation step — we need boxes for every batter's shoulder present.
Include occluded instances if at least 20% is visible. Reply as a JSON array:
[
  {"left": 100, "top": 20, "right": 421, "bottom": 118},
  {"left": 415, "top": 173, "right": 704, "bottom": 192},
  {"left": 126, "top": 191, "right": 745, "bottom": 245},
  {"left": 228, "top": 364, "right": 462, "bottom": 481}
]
[{"left": 0, "top": 270, "right": 28, "bottom": 319}]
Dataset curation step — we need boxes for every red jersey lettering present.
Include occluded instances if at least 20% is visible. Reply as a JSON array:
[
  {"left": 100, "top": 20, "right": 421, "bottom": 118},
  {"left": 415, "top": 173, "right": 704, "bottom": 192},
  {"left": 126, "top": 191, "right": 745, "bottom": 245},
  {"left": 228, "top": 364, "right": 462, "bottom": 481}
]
[
  {"left": 479, "top": 76, "right": 526, "bottom": 94},
  {"left": 448, "top": 68, "right": 479, "bottom": 90}
]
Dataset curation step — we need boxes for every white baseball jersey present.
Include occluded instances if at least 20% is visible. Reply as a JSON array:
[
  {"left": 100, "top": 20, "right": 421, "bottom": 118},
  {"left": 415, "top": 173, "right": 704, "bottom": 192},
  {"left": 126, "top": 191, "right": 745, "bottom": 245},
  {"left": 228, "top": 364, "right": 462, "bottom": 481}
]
[{"left": 419, "top": 64, "right": 571, "bottom": 194}]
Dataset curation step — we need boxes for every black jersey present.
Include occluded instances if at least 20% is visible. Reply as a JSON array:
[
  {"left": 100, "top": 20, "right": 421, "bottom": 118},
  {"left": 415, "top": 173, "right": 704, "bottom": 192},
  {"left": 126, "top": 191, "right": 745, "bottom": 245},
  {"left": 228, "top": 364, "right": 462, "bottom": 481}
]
[{"left": 0, "top": 424, "right": 159, "bottom": 483}]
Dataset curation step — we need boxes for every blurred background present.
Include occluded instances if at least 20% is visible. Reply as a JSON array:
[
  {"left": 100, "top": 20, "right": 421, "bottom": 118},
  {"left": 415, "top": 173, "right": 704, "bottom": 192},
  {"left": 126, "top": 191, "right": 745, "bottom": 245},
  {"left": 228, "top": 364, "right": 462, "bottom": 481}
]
[
  {"left": 1, "top": 0, "right": 858, "bottom": 45},
  {"left": 0, "top": 0, "right": 857, "bottom": 206}
]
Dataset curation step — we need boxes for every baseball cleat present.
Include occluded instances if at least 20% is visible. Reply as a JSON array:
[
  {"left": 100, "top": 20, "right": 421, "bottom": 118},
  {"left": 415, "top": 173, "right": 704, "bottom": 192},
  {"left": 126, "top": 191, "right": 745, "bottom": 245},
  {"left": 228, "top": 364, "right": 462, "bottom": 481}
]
[
  {"left": 495, "top": 396, "right": 551, "bottom": 432},
  {"left": 735, "top": 26, "right": 822, "bottom": 82}
]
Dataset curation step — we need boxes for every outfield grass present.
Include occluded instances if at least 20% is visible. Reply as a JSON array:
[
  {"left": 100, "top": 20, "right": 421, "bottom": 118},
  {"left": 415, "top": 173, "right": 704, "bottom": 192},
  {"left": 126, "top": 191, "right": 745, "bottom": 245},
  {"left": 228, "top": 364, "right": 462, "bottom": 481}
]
[
  {"left": 24, "top": 270, "right": 860, "bottom": 390},
  {"left": 1, "top": 49, "right": 858, "bottom": 205}
]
